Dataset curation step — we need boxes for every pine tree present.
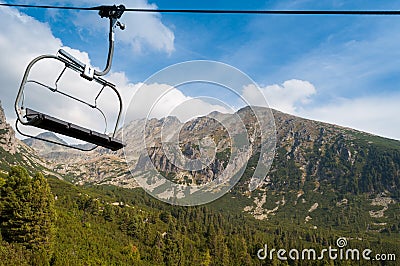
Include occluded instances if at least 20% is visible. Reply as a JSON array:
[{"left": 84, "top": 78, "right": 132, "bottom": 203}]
[
  {"left": 0, "top": 176, "right": 5, "bottom": 188},
  {"left": 0, "top": 166, "right": 56, "bottom": 257},
  {"left": 29, "top": 171, "right": 56, "bottom": 253}
]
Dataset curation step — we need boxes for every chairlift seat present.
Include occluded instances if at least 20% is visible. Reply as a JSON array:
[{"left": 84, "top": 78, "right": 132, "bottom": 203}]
[
  {"left": 15, "top": 8, "right": 126, "bottom": 151},
  {"left": 24, "top": 108, "right": 124, "bottom": 151}
]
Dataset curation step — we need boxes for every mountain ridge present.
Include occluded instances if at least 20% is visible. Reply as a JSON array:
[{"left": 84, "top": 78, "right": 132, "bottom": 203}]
[
  {"left": 0, "top": 100, "right": 398, "bottom": 263},
  {"left": 20, "top": 106, "right": 400, "bottom": 196}
]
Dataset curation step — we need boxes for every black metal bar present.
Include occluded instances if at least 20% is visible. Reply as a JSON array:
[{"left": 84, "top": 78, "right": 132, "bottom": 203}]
[
  {"left": 15, "top": 119, "right": 97, "bottom": 152},
  {"left": 94, "top": 5, "right": 125, "bottom": 76},
  {"left": 24, "top": 108, "right": 124, "bottom": 151},
  {"left": 93, "top": 17, "right": 115, "bottom": 77},
  {"left": 122, "top": 9, "right": 400, "bottom": 15},
  {"left": 2, "top": 3, "right": 400, "bottom": 16}
]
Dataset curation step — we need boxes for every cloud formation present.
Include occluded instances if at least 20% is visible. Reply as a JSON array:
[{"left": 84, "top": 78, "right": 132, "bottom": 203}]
[
  {"left": 299, "top": 94, "right": 400, "bottom": 140},
  {"left": 0, "top": 6, "right": 61, "bottom": 115},
  {"left": 243, "top": 79, "right": 400, "bottom": 140},
  {"left": 57, "top": 0, "right": 175, "bottom": 54},
  {"left": 124, "top": 83, "right": 232, "bottom": 123},
  {"left": 0, "top": 5, "right": 227, "bottom": 142},
  {"left": 243, "top": 79, "right": 316, "bottom": 114}
]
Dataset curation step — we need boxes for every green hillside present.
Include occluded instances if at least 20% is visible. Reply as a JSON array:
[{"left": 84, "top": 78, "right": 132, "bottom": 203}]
[{"left": 0, "top": 166, "right": 398, "bottom": 265}]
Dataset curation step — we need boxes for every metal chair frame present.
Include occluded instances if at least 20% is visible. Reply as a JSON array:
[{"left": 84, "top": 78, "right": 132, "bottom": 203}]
[{"left": 15, "top": 5, "right": 126, "bottom": 151}]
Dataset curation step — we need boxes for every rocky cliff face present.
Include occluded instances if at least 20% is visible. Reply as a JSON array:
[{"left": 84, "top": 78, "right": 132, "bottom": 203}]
[
  {"left": 13, "top": 103, "right": 400, "bottom": 231},
  {"left": 0, "top": 101, "right": 54, "bottom": 175},
  {"left": 0, "top": 102, "right": 17, "bottom": 154},
  {"left": 22, "top": 106, "right": 400, "bottom": 198},
  {"left": 134, "top": 116, "right": 231, "bottom": 186}
]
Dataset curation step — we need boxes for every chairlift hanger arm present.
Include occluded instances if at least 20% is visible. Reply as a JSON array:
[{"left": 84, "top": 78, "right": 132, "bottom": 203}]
[
  {"left": 56, "top": 5, "right": 126, "bottom": 79},
  {"left": 95, "top": 4, "right": 126, "bottom": 77}
]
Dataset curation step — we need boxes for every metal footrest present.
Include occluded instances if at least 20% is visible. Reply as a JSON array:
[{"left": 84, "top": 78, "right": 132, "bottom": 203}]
[{"left": 24, "top": 108, "right": 124, "bottom": 151}]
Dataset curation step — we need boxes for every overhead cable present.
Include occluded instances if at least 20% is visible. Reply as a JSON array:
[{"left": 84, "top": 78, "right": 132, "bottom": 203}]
[{"left": 1, "top": 3, "right": 400, "bottom": 16}]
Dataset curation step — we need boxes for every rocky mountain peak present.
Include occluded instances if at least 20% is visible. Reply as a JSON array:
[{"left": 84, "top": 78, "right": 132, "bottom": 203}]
[
  {"left": 21, "top": 105, "right": 400, "bottom": 204},
  {"left": 0, "top": 101, "right": 8, "bottom": 128},
  {"left": 22, "top": 131, "right": 70, "bottom": 156},
  {"left": 0, "top": 101, "right": 18, "bottom": 154}
]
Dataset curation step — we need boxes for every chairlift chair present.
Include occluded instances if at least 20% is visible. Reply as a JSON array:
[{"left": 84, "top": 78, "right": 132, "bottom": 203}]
[{"left": 15, "top": 5, "right": 126, "bottom": 151}]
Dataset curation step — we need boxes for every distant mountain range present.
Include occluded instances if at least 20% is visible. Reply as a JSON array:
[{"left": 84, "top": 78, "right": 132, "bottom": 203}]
[{"left": 1, "top": 101, "right": 399, "bottom": 233}]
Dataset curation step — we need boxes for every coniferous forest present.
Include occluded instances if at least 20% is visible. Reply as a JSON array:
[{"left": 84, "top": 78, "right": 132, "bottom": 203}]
[{"left": 0, "top": 165, "right": 398, "bottom": 265}]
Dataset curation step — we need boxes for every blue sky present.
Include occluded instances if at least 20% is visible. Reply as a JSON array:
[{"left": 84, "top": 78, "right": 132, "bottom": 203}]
[{"left": 1, "top": 0, "right": 400, "bottom": 140}]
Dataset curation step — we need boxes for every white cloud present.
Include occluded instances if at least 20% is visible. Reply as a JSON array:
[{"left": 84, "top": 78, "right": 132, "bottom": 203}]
[
  {"left": 52, "top": 0, "right": 175, "bottom": 54},
  {"left": 3, "top": 0, "right": 175, "bottom": 55},
  {"left": 0, "top": 6, "right": 61, "bottom": 115},
  {"left": 0, "top": 5, "right": 227, "bottom": 144},
  {"left": 243, "top": 79, "right": 400, "bottom": 140},
  {"left": 124, "top": 83, "right": 232, "bottom": 123},
  {"left": 0, "top": 4, "right": 173, "bottom": 140},
  {"left": 242, "top": 79, "right": 316, "bottom": 114},
  {"left": 0, "top": 5, "right": 136, "bottom": 142},
  {"left": 299, "top": 94, "right": 400, "bottom": 140}
]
